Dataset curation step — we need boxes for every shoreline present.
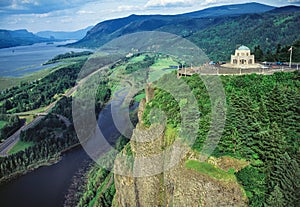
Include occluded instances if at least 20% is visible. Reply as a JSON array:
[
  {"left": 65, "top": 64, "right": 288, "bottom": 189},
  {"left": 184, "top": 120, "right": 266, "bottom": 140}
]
[{"left": 0, "top": 143, "right": 82, "bottom": 186}]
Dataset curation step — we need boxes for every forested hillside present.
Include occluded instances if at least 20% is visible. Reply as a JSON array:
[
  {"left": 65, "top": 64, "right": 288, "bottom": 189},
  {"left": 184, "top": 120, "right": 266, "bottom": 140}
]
[
  {"left": 69, "top": 3, "right": 275, "bottom": 48},
  {"left": 69, "top": 4, "right": 299, "bottom": 61},
  {"left": 189, "top": 8, "right": 300, "bottom": 60},
  {"left": 0, "top": 61, "right": 84, "bottom": 113}
]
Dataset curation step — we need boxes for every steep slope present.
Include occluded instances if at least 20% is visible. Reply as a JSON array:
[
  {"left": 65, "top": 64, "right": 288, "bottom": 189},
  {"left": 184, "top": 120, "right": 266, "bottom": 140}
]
[
  {"left": 68, "top": 15, "right": 176, "bottom": 48},
  {"left": 36, "top": 26, "right": 93, "bottom": 40},
  {"left": 69, "top": 2, "right": 277, "bottom": 49},
  {"left": 0, "top": 29, "right": 51, "bottom": 49},
  {"left": 113, "top": 92, "right": 248, "bottom": 207}
]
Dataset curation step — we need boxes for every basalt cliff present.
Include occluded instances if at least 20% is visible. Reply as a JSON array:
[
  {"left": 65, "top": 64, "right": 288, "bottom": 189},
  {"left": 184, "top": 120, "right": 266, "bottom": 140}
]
[{"left": 112, "top": 88, "right": 248, "bottom": 207}]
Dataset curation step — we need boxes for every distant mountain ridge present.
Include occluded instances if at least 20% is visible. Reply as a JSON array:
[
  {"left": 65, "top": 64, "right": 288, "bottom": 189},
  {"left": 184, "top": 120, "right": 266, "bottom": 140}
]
[
  {"left": 68, "top": 2, "right": 276, "bottom": 48},
  {"left": 0, "top": 29, "right": 51, "bottom": 49},
  {"left": 267, "top": 5, "right": 300, "bottom": 13},
  {"left": 68, "top": 3, "right": 299, "bottom": 61},
  {"left": 36, "top": 26, "right": 93, "bottom": 40},
  {"left": 180, "top": 2, "right": 275, "bottom": 17}
]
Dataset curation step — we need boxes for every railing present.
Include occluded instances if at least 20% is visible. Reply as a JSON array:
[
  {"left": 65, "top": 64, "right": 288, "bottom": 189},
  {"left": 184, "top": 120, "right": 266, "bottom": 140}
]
[{"left": 177, "top": 66, "right": 299, "bottom": 77}]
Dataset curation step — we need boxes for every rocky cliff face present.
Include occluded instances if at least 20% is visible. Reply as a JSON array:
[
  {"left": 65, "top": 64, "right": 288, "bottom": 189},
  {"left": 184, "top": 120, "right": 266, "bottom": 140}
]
[{"left": 113, "top": 94, "right": 248, "bottom": 207}]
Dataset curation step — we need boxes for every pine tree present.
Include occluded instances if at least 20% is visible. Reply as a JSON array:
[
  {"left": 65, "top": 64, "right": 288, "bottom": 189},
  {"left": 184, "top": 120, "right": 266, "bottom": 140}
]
[
  {"left": 268, "top": 153, "right": 300, "bottom": 207},
  {"left": 265, "top": 184, "right": 284, "bottom": 207},
  {"left": 257, "top": 123, "right": 287, "bottom": 164}
]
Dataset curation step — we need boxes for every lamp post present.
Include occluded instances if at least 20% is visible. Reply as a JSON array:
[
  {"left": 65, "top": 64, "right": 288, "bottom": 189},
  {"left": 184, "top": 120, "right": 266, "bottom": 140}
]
[{"left": 289, "top": 46, "right": 293, "bottom": 68}]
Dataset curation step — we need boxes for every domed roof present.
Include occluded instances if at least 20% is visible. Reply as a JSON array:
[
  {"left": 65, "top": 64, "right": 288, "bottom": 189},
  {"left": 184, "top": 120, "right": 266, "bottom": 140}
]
[{"left": 237, "top": 45, "right": 250, "bottom": 50}]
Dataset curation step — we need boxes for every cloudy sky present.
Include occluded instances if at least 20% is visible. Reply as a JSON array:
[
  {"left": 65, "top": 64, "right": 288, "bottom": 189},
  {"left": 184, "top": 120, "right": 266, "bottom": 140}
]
[{"left": 0, "top": 0, "right": 299, "bottom": 32}]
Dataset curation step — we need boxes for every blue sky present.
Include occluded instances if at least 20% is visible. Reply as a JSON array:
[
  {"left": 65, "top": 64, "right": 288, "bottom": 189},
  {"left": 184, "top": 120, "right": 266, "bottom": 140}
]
[{"left": 0, "top": 0, "right": 299, "bottom": 32}]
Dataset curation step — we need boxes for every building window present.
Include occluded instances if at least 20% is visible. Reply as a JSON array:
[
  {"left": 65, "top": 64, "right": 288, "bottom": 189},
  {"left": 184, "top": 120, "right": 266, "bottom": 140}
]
[{"left": 237, "top": 53, "right": 239, "bottom": 56}]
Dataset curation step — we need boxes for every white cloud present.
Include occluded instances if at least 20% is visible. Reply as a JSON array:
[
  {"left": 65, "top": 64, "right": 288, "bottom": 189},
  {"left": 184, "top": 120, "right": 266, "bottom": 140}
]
[
  {"left": 116, "top": 5, "right": 142, "bottom": 12},
  {"left": 1, "top": 0, "right": 99, "bottom": 14},
  {"left": 61, "top": 18, "right": 73, "bottom": 23},
  {"left": 34, "top": 12, "right": 50, "bottom": 17},
  {"left": 77, "top": 10, "right": 95, "bottom": 15},
  {"left": 21, "top": 0, "right": 39, "bottom": 6},
  {"left": 201, "top": 0, "right": 236, "bottom": 6},
  {"left": 145, "top": 0, "right": 196, "bottom": 8}
]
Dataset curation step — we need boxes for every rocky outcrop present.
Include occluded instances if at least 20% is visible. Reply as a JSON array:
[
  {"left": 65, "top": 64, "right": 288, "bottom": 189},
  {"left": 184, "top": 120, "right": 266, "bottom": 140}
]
[{"left": 113, "top": 93, "right": 248, "bottom": 207}]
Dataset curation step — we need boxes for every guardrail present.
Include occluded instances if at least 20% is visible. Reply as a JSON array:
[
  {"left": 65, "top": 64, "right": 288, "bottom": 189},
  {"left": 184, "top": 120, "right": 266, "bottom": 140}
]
[{"left": 177, "top": 66, "right": 299, "bottom": 77}]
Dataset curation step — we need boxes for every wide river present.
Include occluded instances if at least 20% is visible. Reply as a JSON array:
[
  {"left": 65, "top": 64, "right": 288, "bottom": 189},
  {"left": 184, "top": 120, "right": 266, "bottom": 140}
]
[
  {"left": 0, "top": 101, "right": 123, "bottom": 207},
  {"left": 0, "top": 42, "right": 129, "bottom": 206},
  {"left": 0, "top": 40, "right": 89, "bottom": 77}
]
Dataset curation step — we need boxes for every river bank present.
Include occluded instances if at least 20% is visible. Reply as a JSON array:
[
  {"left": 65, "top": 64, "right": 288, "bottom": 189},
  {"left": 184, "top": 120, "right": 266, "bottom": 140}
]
[
  {"left": 0, "top": 142, "right": 84, "bottom": 185},
  {"left": 0, "top": 146, "right": 92, "bottom": 207},
  {"left": 0, "top": 154, "right": 61, "bottom": 185}
]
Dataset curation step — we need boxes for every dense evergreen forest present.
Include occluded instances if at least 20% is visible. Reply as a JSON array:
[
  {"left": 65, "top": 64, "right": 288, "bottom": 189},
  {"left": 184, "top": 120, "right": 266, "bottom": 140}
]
[
  {"left": 142, "top": 71, "right": 300, "bottom": 206},
  {"left": 0, "top": 114, "right": 22, "bottom": 140},
  {"left": 253, "top": 40, "right": 300, "bottom": 62},
  {"left": 43, "top": 51, "right": 93, "bottom": 65},
  {"left": 189, "top": 11, "right": 300, "bottom": 61},
  {"left": 0, "top": 56, "right": 112, "bottom": 182},
  {"left": 0, "top": 61, "right": 84, "bottom": 113},
  {"left": 0, "top": 99, "right": 77, "bottom": 180},
  {"left": 0, "top": 80, "right": 111, "bottom": 182}
]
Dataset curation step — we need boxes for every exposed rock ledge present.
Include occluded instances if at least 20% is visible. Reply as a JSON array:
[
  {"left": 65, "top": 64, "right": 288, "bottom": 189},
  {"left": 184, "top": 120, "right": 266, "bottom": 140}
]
[{"left": 113, "top": 90, "right": 248, "bottom": 207}]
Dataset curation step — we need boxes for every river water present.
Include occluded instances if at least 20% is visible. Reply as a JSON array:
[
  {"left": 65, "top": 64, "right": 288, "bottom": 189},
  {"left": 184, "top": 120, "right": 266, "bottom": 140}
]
[
  {"left": 0, "top": 40, "right": 89, "bottom": 77},
  {"left": 0, "top": 148, "right": 90, "bottom": 207},
  {"left": 0, "top": 100, "right": 125, "bottom": 207},
  {"left": 0, "top": 42, "right": 135, "bottom": 206}
]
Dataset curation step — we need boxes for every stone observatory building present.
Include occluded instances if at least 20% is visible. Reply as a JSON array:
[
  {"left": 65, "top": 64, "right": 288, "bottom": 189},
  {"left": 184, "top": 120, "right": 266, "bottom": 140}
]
[{"left": 231, "top": 45, "right": 255, "bottom": 65}]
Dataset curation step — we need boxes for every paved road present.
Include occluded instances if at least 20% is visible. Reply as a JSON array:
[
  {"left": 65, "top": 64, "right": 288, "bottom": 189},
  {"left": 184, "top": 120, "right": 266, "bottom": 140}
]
[
  {"left": 0, "top": 116, "right": 44, "bottom": 156},
  {"left": 0, "top": 64, "right": 112, "bottom": 157}
]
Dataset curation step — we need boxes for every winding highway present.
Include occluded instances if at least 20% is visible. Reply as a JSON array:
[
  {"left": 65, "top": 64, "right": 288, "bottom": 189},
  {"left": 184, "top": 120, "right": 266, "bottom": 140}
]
[
  {"left": 0, "top": 116, "right": 44, "bottom": 156},
  {"left": 0, "top": 64, "right": 113, "bottom": 157}
]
